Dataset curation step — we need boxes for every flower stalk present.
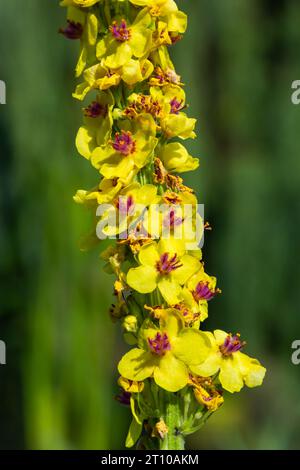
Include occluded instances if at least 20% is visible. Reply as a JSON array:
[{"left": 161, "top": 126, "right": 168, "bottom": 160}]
[
  {"left": 60, "top": 0, "right": 266, "bottom": 450},
  {"left": 160, "top": 393, "right": 184, "bottom": 450}
]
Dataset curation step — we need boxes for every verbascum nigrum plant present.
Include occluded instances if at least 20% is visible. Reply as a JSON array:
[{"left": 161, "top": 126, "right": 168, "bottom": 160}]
[{"left": 59, "top": 0, "right": 266, "bottom": 450}]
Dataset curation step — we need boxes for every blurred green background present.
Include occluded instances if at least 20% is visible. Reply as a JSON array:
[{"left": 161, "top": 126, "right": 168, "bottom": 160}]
[{"left": 1, "top": 0, "right": 300, "bottom": 450}]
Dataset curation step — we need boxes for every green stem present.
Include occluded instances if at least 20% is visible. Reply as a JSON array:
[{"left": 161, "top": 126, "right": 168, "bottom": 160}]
[
  {"left": 160, "top": 393, "right": 185, "bottom": 450},
  {"left": 104, "top": 0, "right": 112, "bottom": 25}
]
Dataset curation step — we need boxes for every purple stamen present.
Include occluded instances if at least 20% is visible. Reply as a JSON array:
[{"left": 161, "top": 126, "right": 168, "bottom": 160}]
[
  {"left": 156, "top": 252, "right": 183, "bottom": 275},
  {"left": 163, "top": 209, "right": 183, "bottom": 229},
  {"left": 170, "top": 33, "right": 182, "bottom": 45},
  {"left": 116, "top": 195, "right": 135, "bottom": 215},
  {"left": 110, "top": 20, "right": 131, "bottom": 42},
  {"left": 115, "top": 390, "right": 131, "bottom": 406},
  {"left": 148, "top": 332, "right": 171, "bottom": 356},
  {"left": 170, "top": 97, "right": 184, "bottom": 114},
  {"left": 84, "top": 101, "right": 108, "bottom": 118},
  {"left": 59, "top": 21, "right": 83, "bottom": 40},
  {"left": 219, "top": 334, "right": 246, "bottom": 356},
  {"left": 154, "top": 72, "right": 165, "bottom": 84},
  {"left": 112, "top": 131, "right": 136, "bottom": 156},
  {"left": 193, "top": 282, "right": 217, "bottom": 302}
]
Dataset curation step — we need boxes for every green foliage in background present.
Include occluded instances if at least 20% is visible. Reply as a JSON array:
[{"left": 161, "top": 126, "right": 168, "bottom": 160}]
[{"left": 1, "top": 0, "right": 300, "bottom": 449}]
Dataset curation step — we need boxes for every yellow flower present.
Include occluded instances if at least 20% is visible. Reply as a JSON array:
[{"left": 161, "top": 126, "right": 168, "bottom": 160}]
[
  {"left": 151, "top": 84, "right": 185, "bottom": 113},
  {"left": 73, "top": 57, "right": 154, "bottom": 100},
  {"left": 125, "top": 84, "right": 186, "bottom": 124},
  {"left": 118, "top": 310, "right": 211, "bottom": 392},
  {"left": 190, "top": 330, "right": 266, "bottom": 393},
  {"left": 159, "top": 142, "right": 199, "bottom": 173},
  {"left": 97, "top": 10, "right": 153, "bottom": 70},
  {"left": 127, "top": 85, "right": 197, "bottom": 142},
  {"left": 178, "top": 267, "right": 220, "bottom": 322},
  {"left": 161, "top": 113, "right": 196, "bottom": 140},
  {"left": 123, "top": 315, "right": 139, "bottom": 334},
  {"left": 73, "top": 63, "right": 121, "bottom": 100},
  {"left": 74, "top": 176, "right": 125, "bottom": 207},
  {"left": 141, "top": 189, "right": 201, "bottom": 251},
  {"left": 91, "top": 114, "right": 158, "bottom": 182},
  {"left": 75, "top": 91, "right": 114, "bottom": 160},
  {"left": 130, "top": 0, "right": 187, "bottom": 34},
  {"left": 171, "top": 303, "right": 201, "bottom": 327},
  {"left": 98, "top": 182, "right": 159, "bottom": 237},
  {"left": 125, "top": 89, "right": 168, "bottom": 120},
  {"left": 126, "top": 238, "right": 200, "bottom": 304},
  {"left": 152, "top": 21, "right": 172, "bottom": 47},
  {"left": 60, "top": 6, "right": 99, "bottom": 77},
  {"left": 121, "top": 58, "right": 154, "bottom": 85},
  {"left": 149, "top": 66, "right": 182, "bottom": 87},
  {"left": 118, "top": 376, "right": 144, "bottom": 393},
  {"left": 151, "top": 419, "right": 168, "bottom": 439},
  {"left": 188, "top": 375, "right": 224, "bottom": 411}
]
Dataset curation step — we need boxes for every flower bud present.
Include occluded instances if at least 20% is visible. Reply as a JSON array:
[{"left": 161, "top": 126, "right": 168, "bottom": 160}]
[{"left": 122, "top": 315, "right": 138, "bottom": 333}]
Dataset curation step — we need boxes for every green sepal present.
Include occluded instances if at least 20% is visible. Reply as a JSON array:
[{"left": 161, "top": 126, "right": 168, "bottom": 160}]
[{"left": 125, "top": 418, "right": 143, "bottom": 448}]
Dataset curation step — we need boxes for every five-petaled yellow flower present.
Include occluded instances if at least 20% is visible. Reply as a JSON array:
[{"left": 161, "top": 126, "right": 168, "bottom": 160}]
[
  {"left": 91, "top": 114, "right": 158, "bottom": 182},
  {"left": 97, "top": 10, "right": 153, "bottom": 69},
  {"left": 190, "top": 330, "right": 266, "bottom": 393},
  {"left": 126, "top": 238, "right": 200, "bottom": 304},
  {"left": 129, "top": 0, "right": 187, "bottom": 34},
  {"left": 118, "top": 310, "right": 211, "bottom": 392}
]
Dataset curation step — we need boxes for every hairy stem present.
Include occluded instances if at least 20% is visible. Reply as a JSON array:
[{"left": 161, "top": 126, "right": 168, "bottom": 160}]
[{"left": 160, "top": 392, "right": 185, "bottom": 450}]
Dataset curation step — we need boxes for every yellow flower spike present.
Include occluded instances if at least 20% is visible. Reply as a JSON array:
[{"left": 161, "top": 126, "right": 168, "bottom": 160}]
[
  {"left": 190, "top": 330, "right": 266, "bottom": 394},
  {"left": 61, "top": 0, "right": 266, "bottom": 450},
  {"left": 126, "top": 238, "right": 200, "bottom": 304},
  {"left": 118, "top": 310, "right": 211, "bottom": 392},
  {"left": 97, "top": 10, "right": 153, "bottom": 70}
]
